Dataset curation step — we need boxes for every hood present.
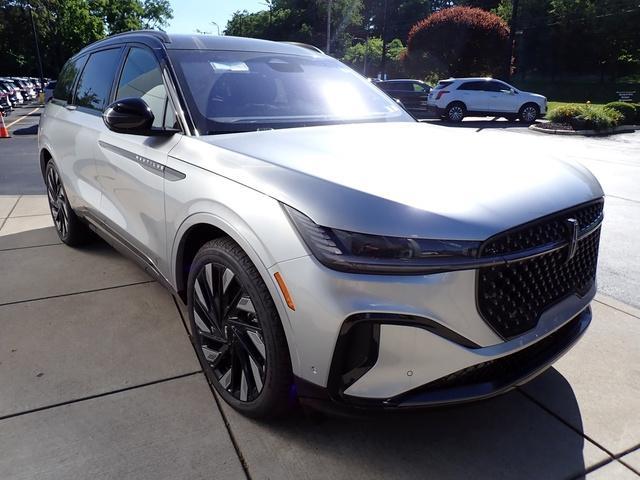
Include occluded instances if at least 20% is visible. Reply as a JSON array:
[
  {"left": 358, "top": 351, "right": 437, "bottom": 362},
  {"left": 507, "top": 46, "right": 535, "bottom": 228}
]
[
  {"left": 191, "top": 122, "right": 602, "bottom": 240},
  {"left": 523, "top": 91, "right": 546, "bottom": 101}
]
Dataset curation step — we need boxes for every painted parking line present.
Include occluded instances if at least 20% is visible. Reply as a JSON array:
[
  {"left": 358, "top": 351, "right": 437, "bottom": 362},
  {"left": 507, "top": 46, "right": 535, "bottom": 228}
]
[{"left": 6, "top": 107, "right": 41, "bottom": 128}]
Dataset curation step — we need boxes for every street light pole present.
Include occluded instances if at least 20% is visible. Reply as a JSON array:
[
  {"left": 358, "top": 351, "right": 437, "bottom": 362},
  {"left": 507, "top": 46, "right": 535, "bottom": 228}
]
[
  {"left": 326, "top": 0, "right": 332, "bottom": 54},
  {"left": 28, "top": 4, "right": 45, "bottom": 101}
]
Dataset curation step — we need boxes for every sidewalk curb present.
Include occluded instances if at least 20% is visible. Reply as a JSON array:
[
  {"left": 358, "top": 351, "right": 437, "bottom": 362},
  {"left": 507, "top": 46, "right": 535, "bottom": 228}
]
[
  {"left": 594, "top": 293, "right": 640, "bottom": 319},
  {"left": 529, "top": 124, "right": 639, "bottom": 136}
]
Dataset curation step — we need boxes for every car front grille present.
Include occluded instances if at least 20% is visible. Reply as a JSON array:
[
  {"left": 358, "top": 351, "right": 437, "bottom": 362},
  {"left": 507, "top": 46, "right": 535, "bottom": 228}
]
[{"left": 477, "top": 200, "right": 603, "bottom": 338}]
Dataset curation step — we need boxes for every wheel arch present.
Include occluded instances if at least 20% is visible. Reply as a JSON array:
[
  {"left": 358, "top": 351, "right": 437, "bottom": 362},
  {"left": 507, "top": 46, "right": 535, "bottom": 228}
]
[
  {"left": 171, "top": 212, "right": 302, "bottom": 375},
  {"left": 446, "top": 100, "right": 467, "bottom": 110},
  {"left": 519, "top": 101, "right": 540, "bottom": 113},
  {"left": 39, "top": 148, "right": 53, "bottom": 177}
]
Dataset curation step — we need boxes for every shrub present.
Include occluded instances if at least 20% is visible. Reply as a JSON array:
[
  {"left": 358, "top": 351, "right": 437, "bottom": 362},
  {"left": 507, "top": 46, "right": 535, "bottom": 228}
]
[
  {"left": 406, "top": 7, "right": 509, "bottom": 77},
  {"left": 572, "top": 105, "right": 623, "bottom": 130},
  {"left": 605, "top": 102, "right": 637, "bottom": 125},
  {"left": 546, "top": 104, "right": 623, "bottom": 130},
  {"left": 547, "top": 105, "right": 584, "bottom": 124}
]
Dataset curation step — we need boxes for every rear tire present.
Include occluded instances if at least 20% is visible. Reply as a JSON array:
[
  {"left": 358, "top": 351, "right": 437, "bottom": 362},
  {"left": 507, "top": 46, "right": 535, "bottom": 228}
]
[
  {"left": 445, "top": 102, "right": 466, "bottom": 123},
  {"left": 45, "top": 160, "right": 94, "bottom": 246},
  {"left": 187, "top": 237, "right": 293, "bottom": 419}
]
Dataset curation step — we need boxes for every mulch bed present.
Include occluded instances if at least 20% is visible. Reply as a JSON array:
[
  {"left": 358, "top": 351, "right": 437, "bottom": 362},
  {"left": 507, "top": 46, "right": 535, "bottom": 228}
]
[{"left": 534, "top": 122, "right": 574, "bottom": 131}]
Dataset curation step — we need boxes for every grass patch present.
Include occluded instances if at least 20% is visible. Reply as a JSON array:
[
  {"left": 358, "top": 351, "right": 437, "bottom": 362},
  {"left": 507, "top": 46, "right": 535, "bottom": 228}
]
[{"left": 547, "top": 101, "right": 604, "bottom": 111}]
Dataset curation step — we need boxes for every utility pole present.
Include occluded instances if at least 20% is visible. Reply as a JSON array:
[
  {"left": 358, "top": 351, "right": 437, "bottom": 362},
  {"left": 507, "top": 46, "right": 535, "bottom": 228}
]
[
  {"left": 506, "top": 0, "right": 520, "bottom": 81},
  {"left": 28, "top": 4, "right": 45, "bottom": 102},
  {"left": 326, "top": 0, "right": 332, "bottom": 54},
  {"left": 380, "top": 0, "right": 388, "bottom": 79}
]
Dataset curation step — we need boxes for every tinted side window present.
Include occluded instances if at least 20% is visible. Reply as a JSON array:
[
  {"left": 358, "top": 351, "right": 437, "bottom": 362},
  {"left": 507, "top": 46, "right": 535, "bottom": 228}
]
[
  {"left": 52, "top": 56, "right": 86, "bottom": 103},
  {"left": 434, "top": 80, "right": 454, "bottom": 90},
  {"left": 486, "top": 81, "right": 509, "bottom": 92},
  {"left": 412, "top": 82, "right": 427, "bottom": 92},
  {"left": 74, "top": 48, "right": 122, "bottom": 112},
  {"left": 116, "top": 47, "right": 169, "bottom": 128},
  {"left": 458, "top": 82, "right": 477, "bottom": 91}
]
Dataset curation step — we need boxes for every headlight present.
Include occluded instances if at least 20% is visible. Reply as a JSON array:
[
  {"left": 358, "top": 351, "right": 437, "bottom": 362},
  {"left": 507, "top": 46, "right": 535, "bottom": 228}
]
[{"left": 283, "top": 205, "right": 481, "bottom": 274}]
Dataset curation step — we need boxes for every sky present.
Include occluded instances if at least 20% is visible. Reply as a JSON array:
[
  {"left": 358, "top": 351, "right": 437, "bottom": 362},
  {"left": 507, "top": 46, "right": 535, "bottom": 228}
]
[{"left": 167, "top": 0, "right": 264, "bottom": 35}]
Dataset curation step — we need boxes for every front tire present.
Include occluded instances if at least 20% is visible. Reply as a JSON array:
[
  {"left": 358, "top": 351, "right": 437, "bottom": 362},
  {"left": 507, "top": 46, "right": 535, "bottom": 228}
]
[
  {"left": 519, "top": 103, "right": 539, "bottom": 123},
  {"left": 445, "top": 102, "right": 466, "bottom": 123},
  {"left": 45, "top": 160, "right": 93, "bottom": 246},
  {"left": 187, "top": 237, "right": 293, "bottom": 419}
]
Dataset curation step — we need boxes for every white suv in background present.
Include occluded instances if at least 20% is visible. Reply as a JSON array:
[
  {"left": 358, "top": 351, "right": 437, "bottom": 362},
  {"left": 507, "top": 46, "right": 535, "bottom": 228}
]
[{"left": 427, "top": 77, "right": 547, "bottom": 123}]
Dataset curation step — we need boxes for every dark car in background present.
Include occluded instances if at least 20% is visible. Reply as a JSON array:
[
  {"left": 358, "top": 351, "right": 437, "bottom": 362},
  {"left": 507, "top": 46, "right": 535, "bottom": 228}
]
[{"left": 376, "top": 79, "right": 432, "bottom": 118}]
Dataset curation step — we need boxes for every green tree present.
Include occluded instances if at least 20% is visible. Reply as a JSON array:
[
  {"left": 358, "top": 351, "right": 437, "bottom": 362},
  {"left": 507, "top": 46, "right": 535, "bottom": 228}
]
[
  {"left": 342, "top": 36, "right": 406, "bottom": 75},
  {"left": 0, "top": 0, "right": 172, "bottom": 76},
  {"left": 224, "top": 0, "right": 362, "bottom": 57}
]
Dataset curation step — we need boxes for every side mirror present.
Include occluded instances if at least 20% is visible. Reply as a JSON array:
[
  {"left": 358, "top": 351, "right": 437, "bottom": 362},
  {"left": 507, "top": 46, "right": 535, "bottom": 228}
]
[
  {"left": 103, "top": 97, "right": 155, "bottom": 135},
  {"left": 510, "top": 88, "right": 517, "bottom": 95}
]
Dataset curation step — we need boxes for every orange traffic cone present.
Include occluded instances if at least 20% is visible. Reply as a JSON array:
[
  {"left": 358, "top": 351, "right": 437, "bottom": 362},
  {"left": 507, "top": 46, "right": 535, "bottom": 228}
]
[{"left": 0, "top": 112, "right": 10, "bottom": 138}]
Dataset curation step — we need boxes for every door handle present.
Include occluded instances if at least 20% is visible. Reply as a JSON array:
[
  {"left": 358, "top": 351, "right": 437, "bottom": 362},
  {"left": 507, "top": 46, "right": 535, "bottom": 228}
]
[{"left": 65, "top": 105, "right": 77, "bottom": 111}]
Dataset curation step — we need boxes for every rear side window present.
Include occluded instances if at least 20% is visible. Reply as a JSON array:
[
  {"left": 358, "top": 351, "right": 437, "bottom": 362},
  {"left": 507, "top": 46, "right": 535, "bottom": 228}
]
[
  {"left": 116, "top": 47, "right": 170, "bottom": 129},
  {"left": 74, "top": 48, "right": 122, "bottom": 112},
  {"left": 458, "top": 81, "right": 485, "bottom": 91},
  {"left": 412, "top": 82, "right": 428, "bottom": 92},
  {"left": 434, "top": 80, "right": 453, "bottom": 90},
  {"left": 53, "top": 56, "right": 86, "bottom": 103}
]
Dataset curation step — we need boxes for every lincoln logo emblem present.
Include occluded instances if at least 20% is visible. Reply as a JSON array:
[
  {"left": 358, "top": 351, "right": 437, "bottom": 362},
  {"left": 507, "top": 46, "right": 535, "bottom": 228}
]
[{"left": 564, "top": 218, "right": 579, "bottom": 263}]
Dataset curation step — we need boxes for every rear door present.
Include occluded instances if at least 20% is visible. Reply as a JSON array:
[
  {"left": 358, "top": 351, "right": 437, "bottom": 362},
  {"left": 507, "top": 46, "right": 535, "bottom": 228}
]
[
  {"left": 96, "top": 44, "right": 182, "bottom": 270},
  {"left": 41, "top": 54, "right": 95, "bottom": 211},
  {"left": 67, "top": 47, "right": 124, "bottom": 213},
  {"left": 456, "top": 81, "right": 488, "bottom": 112}
]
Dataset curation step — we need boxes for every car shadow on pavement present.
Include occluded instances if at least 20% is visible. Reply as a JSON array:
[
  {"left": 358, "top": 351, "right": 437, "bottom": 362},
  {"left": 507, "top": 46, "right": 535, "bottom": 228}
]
[
  {"left": 227, "top": 369, "right": 589, "bottom": 479},
  {"left": 12, "top": 124, "right": 38, "bottom": 135}
]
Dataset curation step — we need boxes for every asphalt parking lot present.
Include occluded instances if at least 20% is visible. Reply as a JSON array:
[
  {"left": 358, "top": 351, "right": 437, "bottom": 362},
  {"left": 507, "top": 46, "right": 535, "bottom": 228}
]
[{"left": 1, "top": 105, "right": 639, "bottom": 479}]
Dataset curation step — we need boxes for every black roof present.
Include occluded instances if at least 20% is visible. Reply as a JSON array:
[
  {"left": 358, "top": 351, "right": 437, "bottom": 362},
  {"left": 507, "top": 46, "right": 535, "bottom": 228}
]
[{"left": 77, "top": 31, "right": 323, "bottom": 58}]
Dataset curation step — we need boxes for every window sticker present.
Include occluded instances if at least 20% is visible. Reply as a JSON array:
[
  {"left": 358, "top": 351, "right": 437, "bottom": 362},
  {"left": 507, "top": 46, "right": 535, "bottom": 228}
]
[{"left": 210, "top": 61, "right": 249, "bottom": 72}]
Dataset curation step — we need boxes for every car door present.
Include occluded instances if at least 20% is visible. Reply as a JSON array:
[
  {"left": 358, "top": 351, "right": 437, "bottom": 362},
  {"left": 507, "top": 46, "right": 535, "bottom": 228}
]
[
  {"left": 62, "top": 48, "right": 124, "bottom": 215},
  {"left": 96, "top": 44, "right": 182, "bottom": 271},
  {"left": 43, "top": 54, "right": 102, "bottom": 212},
  {"left": 484, "top": 80, "right": 516, "bottom": 113},
  {"left": 456, "top": 81, "right": 488, "bottom": 112}
]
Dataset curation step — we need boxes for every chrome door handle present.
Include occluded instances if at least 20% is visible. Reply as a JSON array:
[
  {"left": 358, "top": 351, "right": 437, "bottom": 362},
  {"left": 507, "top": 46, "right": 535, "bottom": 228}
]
[{"left": 65, "top": 105, "right": 77, "bottom": 111}]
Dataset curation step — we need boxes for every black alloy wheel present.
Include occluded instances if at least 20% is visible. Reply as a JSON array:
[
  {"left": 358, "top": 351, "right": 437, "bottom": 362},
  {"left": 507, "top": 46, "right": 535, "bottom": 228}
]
[
  {"left": 45, "top": 161, "right": 93, "bottom": 246},
  {"left": 46, "top": 163, "right": 69, "bottom": 238},
  {"left": 188, "top": 238, "right": 292, "bottom": 418}
]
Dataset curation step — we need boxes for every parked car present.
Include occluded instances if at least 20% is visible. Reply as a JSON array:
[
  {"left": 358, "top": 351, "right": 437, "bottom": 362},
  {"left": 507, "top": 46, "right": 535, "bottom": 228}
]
[
  {"left": 0, "top": 85, "right": 13, "bottom": 113},
  {"left": 0, "top": 79, "right": 23, "bottom": 105},
  {"left": 375, "top": 79, "right": 432, "bottom": 118},
  {"left": 2, "top": 78, "right": 28, "bottom": 103},
  {"left": 428, "top": 77, "right": 547, "bottom": 123},
  {"left": 43, "top": 80, "right": 56, "bottom": 102},
  {"left": 40, "top": 32, "right": 603, "bottom": 419}
]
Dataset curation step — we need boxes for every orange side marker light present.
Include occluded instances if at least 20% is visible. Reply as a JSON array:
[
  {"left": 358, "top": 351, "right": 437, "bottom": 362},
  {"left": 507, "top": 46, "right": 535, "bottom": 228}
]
[{"left": 274, "top": 272, "right": 296, "bottom": 311}]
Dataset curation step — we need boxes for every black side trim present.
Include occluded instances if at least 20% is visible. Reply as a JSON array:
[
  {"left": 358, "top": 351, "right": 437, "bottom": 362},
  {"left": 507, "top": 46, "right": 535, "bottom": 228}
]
[{"left": 80, "top": 211, "right": 177, "bottom": 294}]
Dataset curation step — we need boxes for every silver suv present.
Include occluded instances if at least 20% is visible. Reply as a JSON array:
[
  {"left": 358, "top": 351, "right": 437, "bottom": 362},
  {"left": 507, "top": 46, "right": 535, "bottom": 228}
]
[{"left": 39, "top": 31, "right": 604, "bottom": 418}]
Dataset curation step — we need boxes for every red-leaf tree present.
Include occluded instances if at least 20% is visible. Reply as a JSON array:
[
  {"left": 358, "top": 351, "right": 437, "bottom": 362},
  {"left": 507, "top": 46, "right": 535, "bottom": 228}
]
[{"left": 406, "top": 6, "right": 510, "bottom": 78}]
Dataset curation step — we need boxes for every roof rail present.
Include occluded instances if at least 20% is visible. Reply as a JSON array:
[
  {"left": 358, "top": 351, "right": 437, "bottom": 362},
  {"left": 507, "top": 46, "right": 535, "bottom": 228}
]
[
  {"left": 280, "top": 41, "right": 324, "bottom": 54},
  {"left": 104, "top": 29, "right": 170, "bottom": 43}
]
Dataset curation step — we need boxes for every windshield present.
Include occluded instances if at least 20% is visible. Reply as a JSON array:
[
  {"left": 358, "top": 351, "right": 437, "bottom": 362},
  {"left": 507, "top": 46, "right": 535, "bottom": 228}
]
[{"left": 168, "top": 50, "right": 413, "bottom": 134}]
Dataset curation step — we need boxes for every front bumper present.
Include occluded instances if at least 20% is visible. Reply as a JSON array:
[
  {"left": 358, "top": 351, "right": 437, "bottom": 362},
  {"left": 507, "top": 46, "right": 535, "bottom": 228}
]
[{"left": 295, "top": 303, "right": 591, "bottom": 411}]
